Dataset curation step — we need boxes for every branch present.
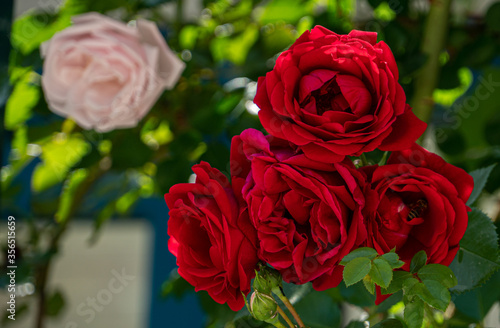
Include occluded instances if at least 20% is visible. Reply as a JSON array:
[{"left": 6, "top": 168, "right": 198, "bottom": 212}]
[
  {"left": 35, "top": 166, "right": 106, "bottom": 328},
  {"left": 411, "top": 0, "right": 453, "bottom": 126}
]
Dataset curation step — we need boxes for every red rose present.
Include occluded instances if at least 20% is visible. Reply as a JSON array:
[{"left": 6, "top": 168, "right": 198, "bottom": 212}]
[
  {"left": 254, "top": 26, "right": 427, "bottom": 163},
  {"left": 362, "top": 144, "right": 474, "bottom": 269},
  {"left": 231, "top": 129, "right": 367, "bottom": 290},
  {"left": 165, "top": 162, "right": 259, "bottom": 311}
]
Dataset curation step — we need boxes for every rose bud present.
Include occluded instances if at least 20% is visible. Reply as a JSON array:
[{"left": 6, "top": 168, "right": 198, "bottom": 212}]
[
  {"left": 249, "top": 291, "right": 278, "bottom": 322},
  {"left": 253, "top": 264, "right": 283, "bottom": 294}
]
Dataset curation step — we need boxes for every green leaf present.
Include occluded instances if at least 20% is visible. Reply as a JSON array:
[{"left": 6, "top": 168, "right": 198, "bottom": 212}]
[
  {"left": 32, "top": 134, "right": 89, "bottom": 192},
  {"left": 414, "top": 281, "right": 450, "bottom": 312},
  {"left": 467, "top": 164, "right": 496, "bottom": 205},
  {"left": 55, "top": 169, "right": 88, "bottom": 223},
  {"left": 161, "top": 271, "right": 194, "bottom": 299},
  {"left": 12, "top": 126, "right": 28, "bottom": 157},
  {"left": 340, "top": 247, "right": 379, "bottom": 265},
  {"left": 383, "top": 271, "right": 414, "bottom": 295},
  {"left": 402, "top": 278, "right": 420, "bottom": 301},
  {"left": 453, "top": 270, "right": 500, "bottom": 321},
  {"left": 294, "top": 291, "right": 341, "bottom": 328},
  {"left": 363, "top": 275, "right": 375, "bottom": 295},
  {"left": 454, "top": 68, "right": 500, "bottom": 150},
  {"left": 338, "top": 281, "right": 375, "bottom": 307},
  {"left": 343, "top": 257, "right": 372, "bottom": 287},
  {"left": 199, "top": 291, "right": 237, "bottom": 326},
  {"left": 372, "top": 318, "right": 404, "bottom": 328},
  {"left": 210, "top": 26, "right": 259, "bottom": 65},
  {"left": 404, "top": 298, "right": 424, "bottom": 328},
  {"left": 258, "top": 0, "right": 312, "bottom": 24},
  {"left": 381, "top": 252, "right": 405, "bottom": 269},
  {"left": 179, "top": 25, "right": 199, "bottom": 50},
  {"left": 417, "top": 264, "right": 457, "bottom": 288},
  {"left": 12, "top": 13, "right": 71, "bottom": 54},
  {"left": 450, "top": 208, "right": 500, "bottom": 293},
  {"left": 410, "top": 251, "right": 427, "bottom": 273},
  {"left": 369, "top": 258, "right": 393, "bottom": 289},
  {"left": 5, "top": 72, "right": 39, "bottom": 130},
  {"left": 88, "top": 200, "right": 117, "bottom": 245}
]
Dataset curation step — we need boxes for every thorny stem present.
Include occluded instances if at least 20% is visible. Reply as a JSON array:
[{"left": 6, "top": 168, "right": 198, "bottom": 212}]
[{"left": 273, "top": 287, "right": 306, "bottom": 328}]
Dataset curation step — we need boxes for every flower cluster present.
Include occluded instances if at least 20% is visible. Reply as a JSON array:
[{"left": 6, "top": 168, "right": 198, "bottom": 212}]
[{"left": 165, "top": 26, "right": 474, "bottom": 310}]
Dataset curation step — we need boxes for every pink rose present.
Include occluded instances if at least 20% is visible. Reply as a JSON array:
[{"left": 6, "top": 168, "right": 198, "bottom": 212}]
[{"left": 41, "top": 12, "right": 185, "bottom": 132}]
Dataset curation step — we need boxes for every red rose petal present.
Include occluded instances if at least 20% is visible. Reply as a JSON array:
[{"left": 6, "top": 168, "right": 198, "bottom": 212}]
[
  {"left": 379, "top": 107, "right": 427, "bottom": 151},
  {"left": 348, "top": 29, "right": 378, "bottom": 45}
]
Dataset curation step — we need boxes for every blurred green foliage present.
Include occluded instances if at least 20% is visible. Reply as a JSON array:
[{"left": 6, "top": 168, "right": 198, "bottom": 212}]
[{"left": 2, "top": 0, "right": 500, "bottom": 327}]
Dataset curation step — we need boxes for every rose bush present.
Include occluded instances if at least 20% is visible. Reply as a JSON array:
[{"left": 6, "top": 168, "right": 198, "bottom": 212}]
[
  {"left": 161, "top": 25, "right": 486, "bottom": 327},
  {"left": 254, "top": 26, "right": 427, "bottom": 163},
  {"left": 230, "top": 129, "right": 367, "bottom": 290},
  {"left": 361, "top": 144, "right": 474, "bottom": 268},
  {"left": 165, "top": 162, "right": 259, "bottom": 311},
  {"left": 41, "top": 12, "right": 185, "bottom": 132}
]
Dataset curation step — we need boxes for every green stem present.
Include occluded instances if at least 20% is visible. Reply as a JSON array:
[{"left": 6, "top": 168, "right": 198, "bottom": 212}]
[
  {"left": 378, "top": 151, "right": 389, "bottom": 166},
  {"left": 277, "top": 306, "right": 295, "bottom": 328},
  {"left": 273, "top": 287, "right": 306, "bottom": 328},
  {"left": 271, "top": 321, "right": 287, "bottom": 328},
  {"left": 360, "top": 153, "right": 369, "bottom": 166},
  {"left": 412, "top": 0, "right": 453, "bottom": 129}
]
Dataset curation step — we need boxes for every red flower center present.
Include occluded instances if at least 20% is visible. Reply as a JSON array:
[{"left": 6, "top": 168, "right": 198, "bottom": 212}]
[{"left": 302, "top": 77, "right": 351, "bottom": 115}]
